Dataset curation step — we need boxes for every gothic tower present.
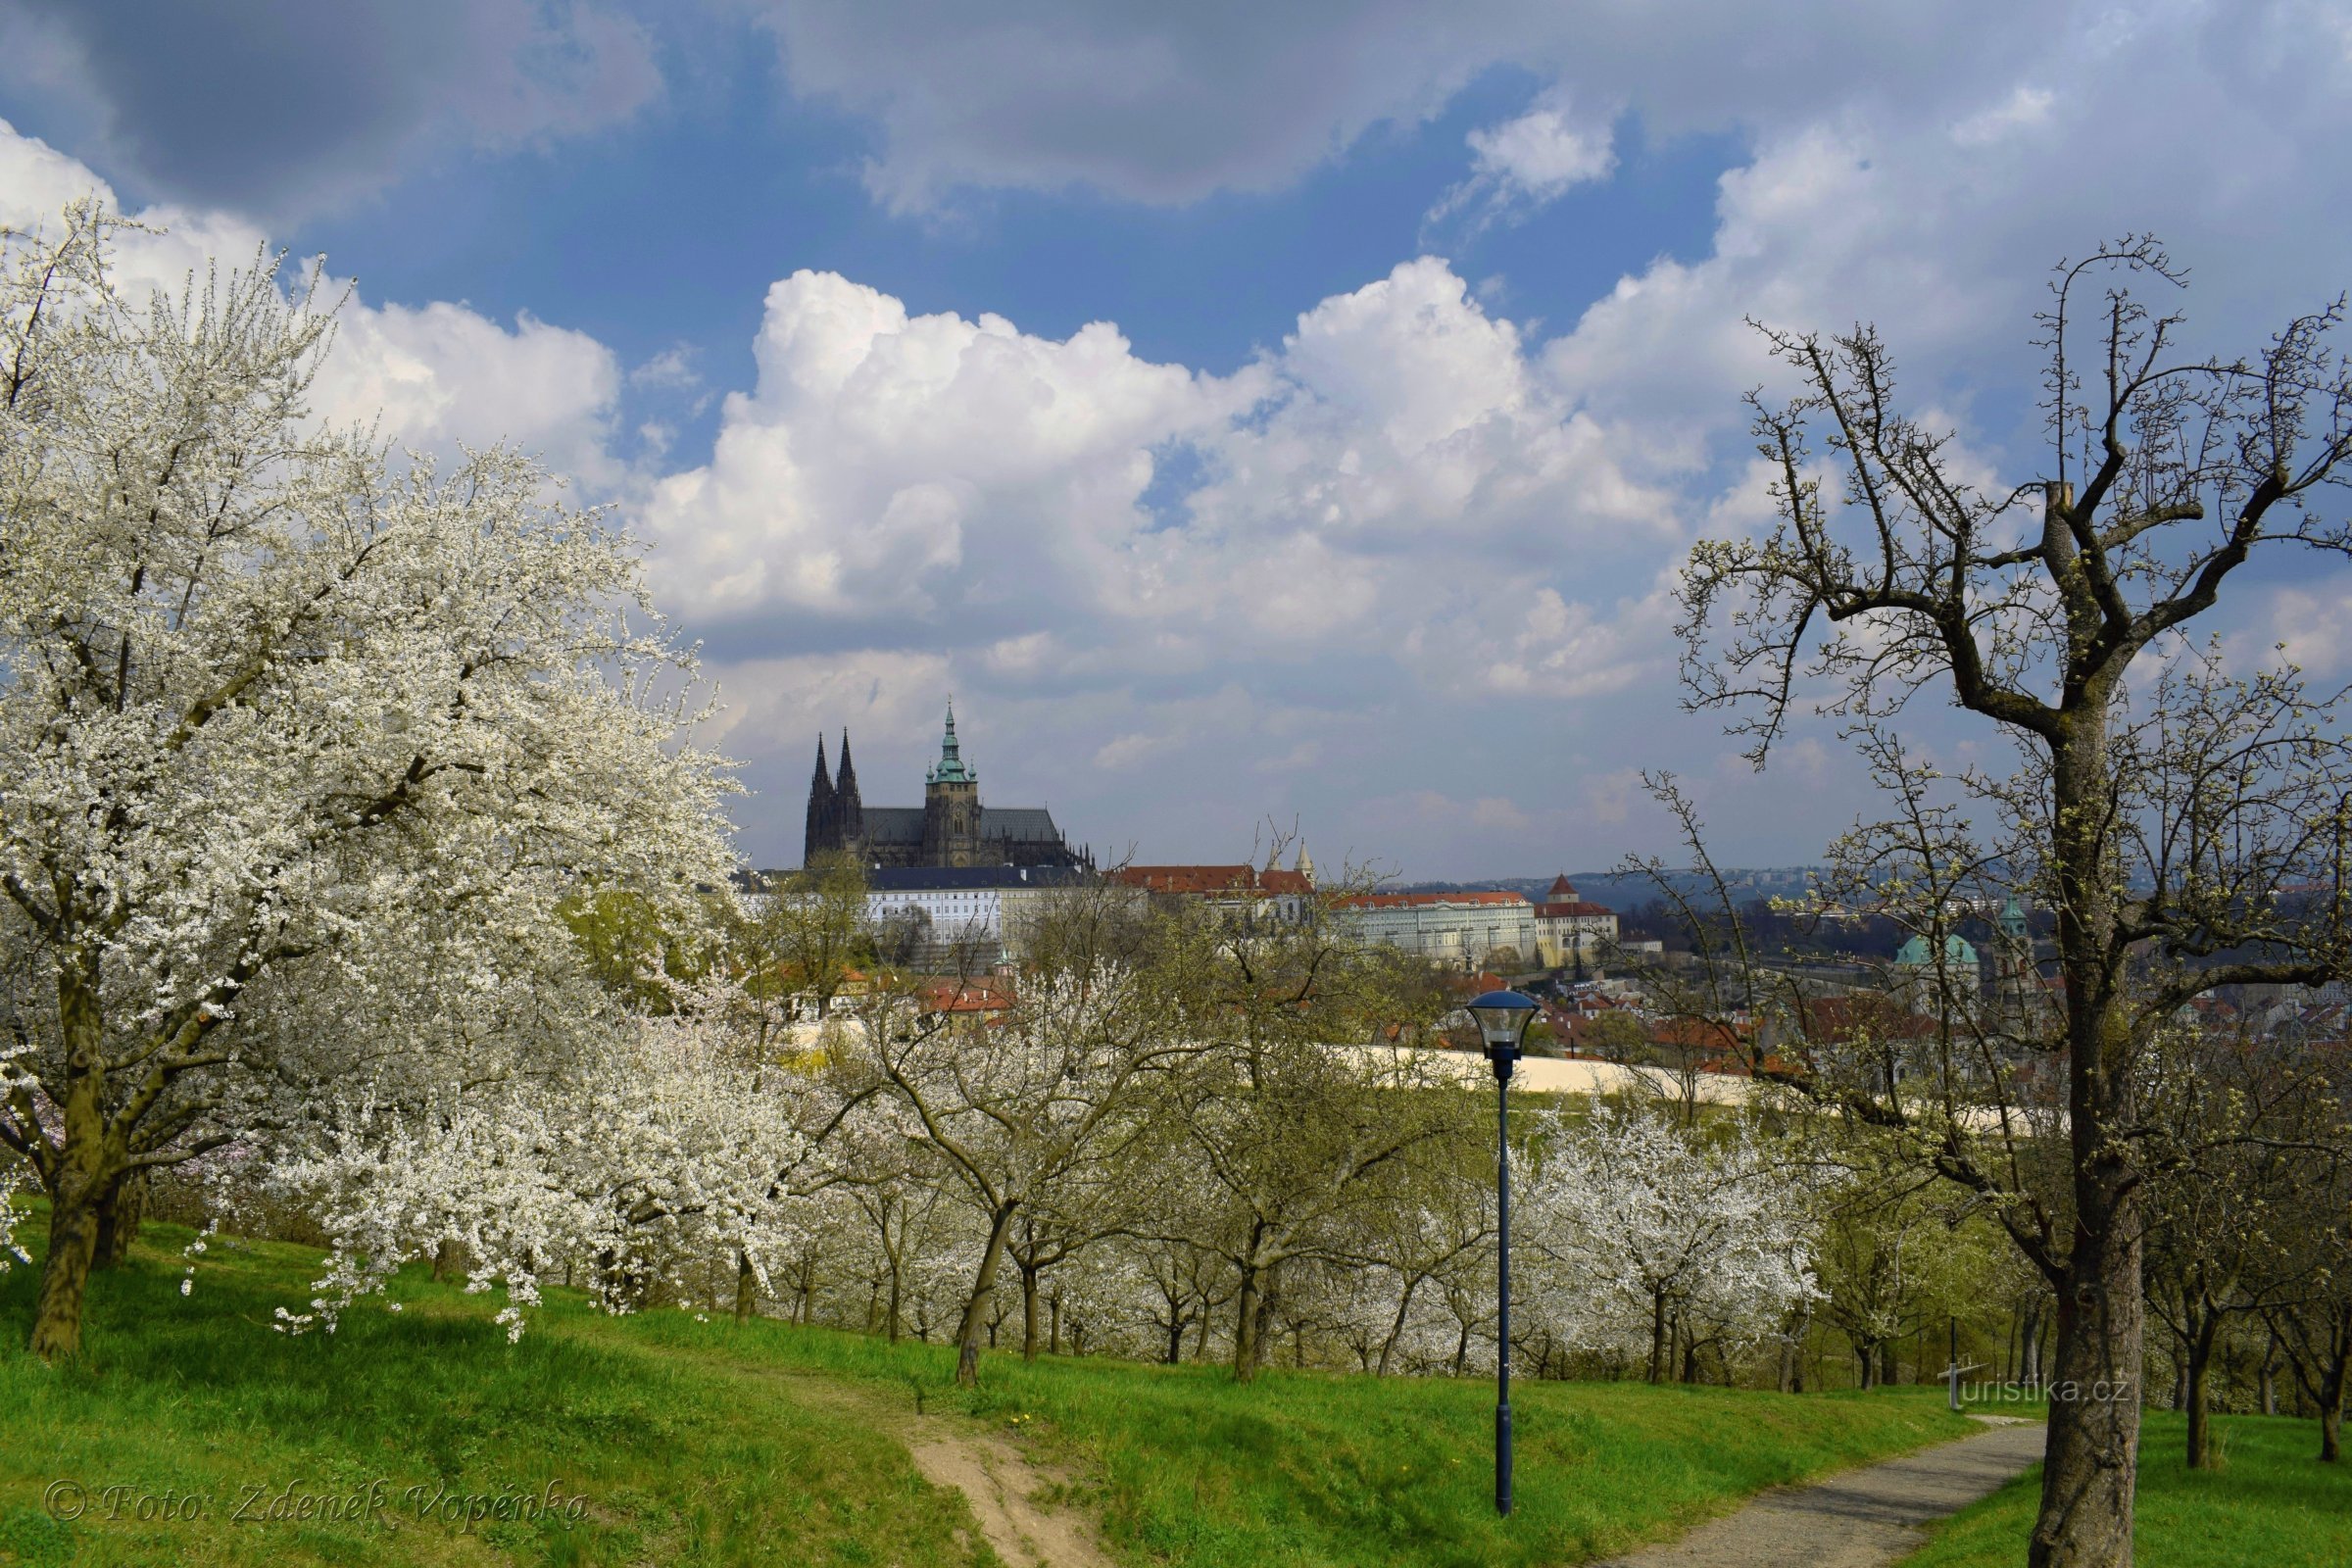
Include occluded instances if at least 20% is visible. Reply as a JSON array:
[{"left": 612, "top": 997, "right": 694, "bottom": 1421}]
[
  {"left": 803, "top": 734, "right": 835, "bottom": 863},
  {"left": 835, "top": 728, "right": 865, "bottom": 850},
  {"left": 921, "top": 699, "right": 982, "bottom": 867}
]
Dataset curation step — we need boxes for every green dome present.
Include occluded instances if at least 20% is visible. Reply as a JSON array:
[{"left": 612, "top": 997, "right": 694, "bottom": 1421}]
[{"left": 1894, "top": 932, "right": 1978, "bottom": 967}]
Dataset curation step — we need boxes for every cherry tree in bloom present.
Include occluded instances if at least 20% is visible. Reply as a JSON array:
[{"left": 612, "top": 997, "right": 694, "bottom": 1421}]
[
  {"left": 1520, "top": 1105, "right": 1820, "bottom": 1384},
  {"left": 0, "top": 202, "right": 735, "bottom": 1357},
  {"left": 264, "top": 970, "right": 816, "bottom": 1341}
]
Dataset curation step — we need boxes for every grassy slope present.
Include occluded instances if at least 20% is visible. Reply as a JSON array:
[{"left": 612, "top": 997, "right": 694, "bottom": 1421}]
[
  {"left": 1900, "top": 1409, "right": 2352, "bottom": 1568},
  {"left": 0, "top": 1220, "right": 989, "bottom": 1568},
  {"left": 604, "top": 1309, "right": 1973, "bottom": 1568},
  {"left": 1, "top": 1212, "right": 1975, "bottom": 1567}
]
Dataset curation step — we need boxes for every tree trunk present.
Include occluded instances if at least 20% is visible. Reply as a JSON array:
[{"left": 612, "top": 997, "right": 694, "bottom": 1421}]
[
  {"left": 2316, "top": 1312, "right": 2349, "bottom": 1463},
  {"left": 2184, "top": 1309, "right": 2221, "bottom": 1468},
  {"left": 1021, "top": 1263, "right": 1040, "bottom": 1361},
  {"left": 1376, "top": 1275, "right": 1420, "bottom": 1378},
  {"left": 954, "top": 1203, "right": 1017, "bottom": 1388},
  {"left": 1254, "top": 1261, "right": 1280, "bottom": 1377},
  {"left": 1232, "top": 1263, "right": 1262, "bottom": 1383},
  {"left": 433, "top": 1237, "right": 466, "bottom": 1283},
  {"left": 30, "top": 1185, "right": 103, "bottom": 1361},
  {"left": 733, "top": 1250, "right": 758, "bottom": 1326},
  {"left": 2028, "top": 697, "right": 2145, "bottom": 1568},
  {"left": 92, "top": 1168, "right": 149, "bottom": 1270},
  {"left": 32, "top": 956, "right": 114, "bottom": 1359},
  {"left": 1647, "top": 1291, "right": 1669, "bottom": 1385}
]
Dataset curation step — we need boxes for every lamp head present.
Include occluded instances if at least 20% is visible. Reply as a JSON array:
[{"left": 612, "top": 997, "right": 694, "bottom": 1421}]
[{"left": 1467, "top": 989, "right": 1538, "bottom": 1064}]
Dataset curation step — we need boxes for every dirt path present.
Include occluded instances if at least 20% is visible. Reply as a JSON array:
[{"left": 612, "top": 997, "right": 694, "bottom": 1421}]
[
  {"left": 559, "top": 1320, "right": 1117, "bottom": 1568},
  {"left": 1591, "top": 1417, "right": 2043, "bottom": 1568},
  {"left": 758, "top": 1368, "right": 1116, "bottom": 1568},
  {"left": 901, "top": 1418, "right": 1117, "bottom": 1568}
]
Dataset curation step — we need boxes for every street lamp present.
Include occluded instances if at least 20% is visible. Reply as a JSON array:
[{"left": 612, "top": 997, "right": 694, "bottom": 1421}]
[{"left": 1467, "top": 987, "right": 1537, "bottom": 1517}]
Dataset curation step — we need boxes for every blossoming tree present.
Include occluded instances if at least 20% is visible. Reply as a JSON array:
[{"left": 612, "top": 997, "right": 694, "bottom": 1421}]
[
  {"left": 1522, "top": 1105, "right": 1819, "bottom": 1383},
  {"left": 0, "top": 202, "right": 734, "bottom": 1358}
]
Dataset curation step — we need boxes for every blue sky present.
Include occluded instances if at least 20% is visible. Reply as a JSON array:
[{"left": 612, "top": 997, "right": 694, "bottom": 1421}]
[{"left": 4, "top": 0, "right": 2349, "bottom": 878}]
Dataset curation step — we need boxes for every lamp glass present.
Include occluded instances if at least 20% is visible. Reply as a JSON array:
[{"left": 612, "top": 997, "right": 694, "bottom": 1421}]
[{"left": 1467, "top": 989, "right": 1537, "bottom": 1054}]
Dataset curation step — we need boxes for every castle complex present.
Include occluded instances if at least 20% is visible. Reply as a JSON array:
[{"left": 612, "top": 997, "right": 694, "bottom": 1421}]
[{"left": 803, "top": 701, "right": 1094, "bottom": 871}]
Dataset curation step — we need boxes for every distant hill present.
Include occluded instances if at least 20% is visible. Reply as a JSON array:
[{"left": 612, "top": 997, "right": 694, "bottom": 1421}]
[{"left": 1387, "top": 867, "right": 1831, "bottom": 911}]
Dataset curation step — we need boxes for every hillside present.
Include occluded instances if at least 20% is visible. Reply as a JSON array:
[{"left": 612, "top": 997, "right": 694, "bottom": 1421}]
[{"left": 0, "top": 1216, "right": 1974, "bottom": 1568}]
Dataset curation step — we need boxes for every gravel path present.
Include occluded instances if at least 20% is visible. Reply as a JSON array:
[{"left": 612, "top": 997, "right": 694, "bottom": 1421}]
[{"left": 1591, "top": 1417, "right": 2044, "bottom": 1568}]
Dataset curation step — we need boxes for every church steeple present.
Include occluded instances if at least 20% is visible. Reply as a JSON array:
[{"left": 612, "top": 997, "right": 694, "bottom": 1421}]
[
  {"left": 928, "top": 698, "right": 975, "bottom": 785},
  {"left": 804, "top": 734, "right": 836, "bottom": 864},
  {"left": 835, "top": 728, "right": 864, "bottom": 841}
]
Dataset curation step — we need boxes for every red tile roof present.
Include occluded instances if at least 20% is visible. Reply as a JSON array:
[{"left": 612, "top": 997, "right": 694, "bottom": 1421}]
[
  {"left": 917, "top": 977, "right": 1015, "bottom": 1013},
  {"left": 1115, "top": 864, "right": 1259, "bottom": 895}
]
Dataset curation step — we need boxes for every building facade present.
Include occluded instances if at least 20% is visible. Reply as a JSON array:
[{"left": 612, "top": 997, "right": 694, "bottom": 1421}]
[
  {"left": 1113, "top": 851, "right": 1317, "bottom": 924},
  {"left": 1533, "top": 875, "right": 1620, "bottom": 967},
  {"left": 864, "top": 864, "right": 1099, "bottom": 966},
  {"left": 1335, "top": 890, "right": 1538, "bottom": 969},
  {"left": 804, "top": 701, "right": 1094, "bottom": 871}
]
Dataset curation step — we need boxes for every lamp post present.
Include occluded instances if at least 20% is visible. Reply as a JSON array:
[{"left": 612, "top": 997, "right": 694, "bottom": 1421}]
[{"left": 1467, "top": 987, "right": 1538, "bottom": 1517}]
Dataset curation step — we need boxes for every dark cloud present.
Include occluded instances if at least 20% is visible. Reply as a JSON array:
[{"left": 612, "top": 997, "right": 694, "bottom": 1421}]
[
  {"left": 758, "top": 0, "right": 2034, "bottom": 211},
  {"left": 0, "top": 0, "right": 660, "bottom": 219}
]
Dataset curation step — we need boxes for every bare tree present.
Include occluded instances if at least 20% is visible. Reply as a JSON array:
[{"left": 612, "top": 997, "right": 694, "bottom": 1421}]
[
  {"left": 1676, "top": 239, "right": 2352, "bottom": 1567},
  {"left": 844, "top": 885, "right": 1200, "bottom": 1386}
]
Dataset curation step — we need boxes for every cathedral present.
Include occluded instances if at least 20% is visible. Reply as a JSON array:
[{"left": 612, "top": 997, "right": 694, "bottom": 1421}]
[{"left": 804, "top": 701, "right": 1095, "bottom": 871}]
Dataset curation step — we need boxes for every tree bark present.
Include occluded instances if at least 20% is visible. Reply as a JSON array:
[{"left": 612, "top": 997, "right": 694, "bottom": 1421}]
[
  {"left": 92, "top": 1169, "right": 149, "bottom": 1270},
  {"left": 1021, "top": 1263, "right": 1041, "bottom": 1361},
  {"left": 1232, "top": 1264, "right": 1262, "bottom": 1383},
  {"left": 2026, "top": 689, "right": 2145, "bottom": 1568},
  {"left": 954, "top": 1203, "right": 1016, "bottom": 1387},
  {"left": 30, "top": 1187, "right": 103, "bottom": 1360},
  {"left": 29, "top": 956, "right": 113, "bottom": 1360},
  {"left": 733, "top": 1250, "right": 758, "bottom": 1326},
  {"left": 1376, "top": 1276, "right": 1421, "bottom": 1378},
  {"left": 2184, "top": 1310, "right": 2221, "bottom": 1468}
]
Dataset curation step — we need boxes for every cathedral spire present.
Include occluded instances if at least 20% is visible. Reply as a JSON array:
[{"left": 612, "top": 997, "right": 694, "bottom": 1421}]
[
  {"left": 928, "top": 697, "right": 975, "bottom": 784},
  {"left": 804, "top": 734, "right": 836, "bottom": 864},
  {"left": 835, "top": 728, "right": 864, "bottom": 840}
]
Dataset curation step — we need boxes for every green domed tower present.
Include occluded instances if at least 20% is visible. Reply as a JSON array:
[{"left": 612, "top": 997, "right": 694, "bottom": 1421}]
[{"left": 921, "top": 699, "right": 983, "bottom": 866}]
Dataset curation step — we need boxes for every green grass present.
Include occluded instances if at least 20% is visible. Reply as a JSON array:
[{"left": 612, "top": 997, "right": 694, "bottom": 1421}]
[
  {"left": 0, "top": 1208, "right": 1981, "bottom": 1567},
  {"left": 0, "top": 1217, "right": 988, "bottom": 1568},
  {"left": 596, "top": 1307, "right": 1977, "bottom": 1567},
  {"left": 1901, "top": 1410, "right": 2352, "bottom": 1568}
]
